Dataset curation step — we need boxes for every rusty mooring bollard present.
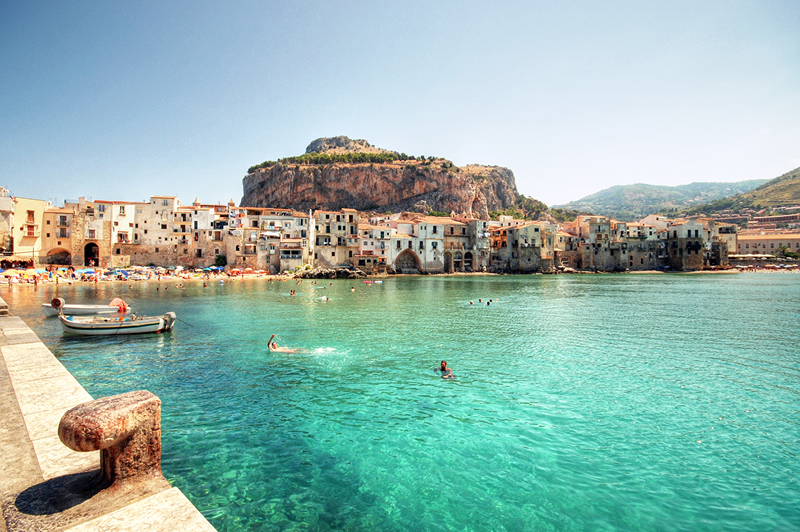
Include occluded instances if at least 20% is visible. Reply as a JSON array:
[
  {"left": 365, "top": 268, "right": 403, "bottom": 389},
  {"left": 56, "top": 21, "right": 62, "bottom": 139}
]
[{"left": 58, "top": 390, "right": 164, "bottom": 486}]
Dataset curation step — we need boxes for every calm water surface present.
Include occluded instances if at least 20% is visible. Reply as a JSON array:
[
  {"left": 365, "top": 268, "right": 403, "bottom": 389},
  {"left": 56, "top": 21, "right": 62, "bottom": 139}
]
[{"left": 4, "top": 274, "right": 799, "bottom": 531}]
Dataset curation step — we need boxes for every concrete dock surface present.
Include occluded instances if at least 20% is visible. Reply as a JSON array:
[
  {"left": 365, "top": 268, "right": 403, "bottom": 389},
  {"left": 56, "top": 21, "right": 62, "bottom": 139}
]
[{"left": 0, "top": 300, "right": 215, "bottom": 532}]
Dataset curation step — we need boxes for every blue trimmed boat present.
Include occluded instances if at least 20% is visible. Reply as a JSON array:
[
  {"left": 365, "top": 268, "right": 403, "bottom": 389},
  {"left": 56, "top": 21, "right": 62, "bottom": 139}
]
[{"left": 59, "top": 312, "right": 176, "bottom": 336}]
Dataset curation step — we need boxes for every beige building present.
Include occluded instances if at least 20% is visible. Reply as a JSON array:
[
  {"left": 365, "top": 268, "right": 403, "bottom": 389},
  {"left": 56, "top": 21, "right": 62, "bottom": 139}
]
[
  {"left": 40, "top": 207, "right": 74, "bottom": 265},
  {"left": 735, "top": 232, "right": 800, "bottom": 255},
  {"left": 0, "top": 188, "right": 13, "bottom": 255}
]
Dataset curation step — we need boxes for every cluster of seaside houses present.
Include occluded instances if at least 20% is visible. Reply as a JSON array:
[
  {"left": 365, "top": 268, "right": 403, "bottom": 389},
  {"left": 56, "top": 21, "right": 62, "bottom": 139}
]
[{"left": 2, "top": 188, "right": 799, "bottom": 274}]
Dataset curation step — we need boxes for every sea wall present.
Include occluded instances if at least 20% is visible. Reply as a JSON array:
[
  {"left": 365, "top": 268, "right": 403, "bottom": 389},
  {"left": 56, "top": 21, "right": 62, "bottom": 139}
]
[{"left": 0, "top": 296, "right": 215, "bottom": 531}]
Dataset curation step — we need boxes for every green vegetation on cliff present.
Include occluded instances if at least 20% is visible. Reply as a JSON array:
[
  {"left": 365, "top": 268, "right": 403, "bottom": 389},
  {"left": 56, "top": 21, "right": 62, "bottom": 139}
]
[
  {"left": 247, "top": 153, "right": 446, "bottom": 174},
  {"left": 489, "top": 194, "right": 551, "bottom": 220}
]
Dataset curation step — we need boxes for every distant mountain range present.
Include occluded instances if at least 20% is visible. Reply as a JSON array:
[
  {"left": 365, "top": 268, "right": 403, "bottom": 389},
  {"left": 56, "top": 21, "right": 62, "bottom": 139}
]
[
  {"left": 681, "top": 166, "right": 800, "bottom": 217},
  {"left": 553, "top": 180, "right": 768, "bottom": 221}
]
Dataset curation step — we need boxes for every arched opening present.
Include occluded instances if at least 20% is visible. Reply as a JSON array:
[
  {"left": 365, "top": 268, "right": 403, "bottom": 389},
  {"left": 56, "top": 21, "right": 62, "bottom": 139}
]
[
  {"left": 464, "top": 251, "right": 474, "bottom": 272},
  {"left": 84, "top": 243, "right": 99, "bottom": 267},
  {"left": 395, "top": 249, "right": 421, "bottom": 273},
  {"left": 453, "top": 251, "right": 463, "bottom": 272},
  {"left": 44, "top": 248, "right": 72, "bottom": 265},
  {"left": 443, "top": 252, "right": 453, "bottom": 273}
]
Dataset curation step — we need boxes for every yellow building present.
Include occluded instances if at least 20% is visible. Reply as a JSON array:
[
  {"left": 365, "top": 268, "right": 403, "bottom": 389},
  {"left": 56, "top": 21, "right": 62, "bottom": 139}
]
[{"left": 7, "top": 197, "right": 50, "bottom": 267}]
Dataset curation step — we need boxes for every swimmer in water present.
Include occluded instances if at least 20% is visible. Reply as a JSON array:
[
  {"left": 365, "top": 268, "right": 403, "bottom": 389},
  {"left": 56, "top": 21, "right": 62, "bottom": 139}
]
[
  {"left": 438, "top": 360, "right": 454, "bottom": 379},
  {"left": 269, "top": 334, "right": 299, "bottom": 354}
]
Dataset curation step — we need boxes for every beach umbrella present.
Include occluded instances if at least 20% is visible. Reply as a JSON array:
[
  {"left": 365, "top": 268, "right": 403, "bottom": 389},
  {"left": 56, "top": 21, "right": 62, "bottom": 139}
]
[{"left": 203, "top": 267, "right": 212, "bottom": 271}]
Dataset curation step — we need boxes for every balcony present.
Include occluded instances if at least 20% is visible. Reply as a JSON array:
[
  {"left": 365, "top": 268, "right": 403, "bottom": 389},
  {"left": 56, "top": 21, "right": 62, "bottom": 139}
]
[
  {"left": 444, "top": 242, "right": 465, "bottom": 250},
  {"left": 56, "top": 220, "right": 70, "bottom": 227},
  {"left": 22, "top": 231, "right": 40, "bottom": 238}
]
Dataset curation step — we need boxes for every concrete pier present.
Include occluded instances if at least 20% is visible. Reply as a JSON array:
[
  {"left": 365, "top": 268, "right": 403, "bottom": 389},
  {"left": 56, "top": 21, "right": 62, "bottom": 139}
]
[{"left": 0, "top": 296, "right": 215, "bottom": 531}]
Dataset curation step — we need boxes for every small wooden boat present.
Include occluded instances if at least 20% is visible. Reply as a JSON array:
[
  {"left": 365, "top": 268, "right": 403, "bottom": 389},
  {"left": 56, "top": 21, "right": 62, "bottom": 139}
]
[
  {"left": 59, "top": 312, "right": 176, "bottom": 336},
  {"left": 43, "top": 298, "right": 130, "bottom": 317}
]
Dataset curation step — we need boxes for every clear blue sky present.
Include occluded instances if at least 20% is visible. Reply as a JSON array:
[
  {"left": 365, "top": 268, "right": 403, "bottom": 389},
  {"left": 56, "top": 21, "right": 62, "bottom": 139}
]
[{"left": 2, "top": 1, "right": 798, "bottom": 207}]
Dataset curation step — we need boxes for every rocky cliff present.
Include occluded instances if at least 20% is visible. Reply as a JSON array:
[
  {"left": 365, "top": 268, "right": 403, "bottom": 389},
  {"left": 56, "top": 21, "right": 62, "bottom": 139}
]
[{"left": 241, "top": 137, "right": 522, "bottom": 218}]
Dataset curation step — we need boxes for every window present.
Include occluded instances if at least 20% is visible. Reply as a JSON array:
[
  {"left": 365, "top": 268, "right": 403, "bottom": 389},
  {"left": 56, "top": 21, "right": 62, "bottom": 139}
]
[
  {"left": 215, "top": 249, "right": 219, "bottom": 255},
  {"left": 161, "top": 224, "right": 167, "bottom": 230},
  {"left": 88, "top": 229, "right": 96, "bottom": 239},
  {"left": 162, "top": 200, "right": 168, "bottom": 206},
  {"left": 432, "top": 242, "right": 438, "bottom": 249},
  {"left": 47, "top": 220, "right": 51, "bottom": 225},
  {"left": 119, "top": 206, "right": 125, "bottom": 215},
  {"left": 116, "top": 248, "right": 121, "bottom": 255},
  {"left": 46, "top": 233, "right": 50, "bottom": 238},
  {"left": 98, "top": 204, "right": 105, "bottom": 212},
  {"left": 432, "top": 226, "right": 437, "bottom": 234},
  {"left": 349, "top": 251, "right": 352, "bottom": 257}
]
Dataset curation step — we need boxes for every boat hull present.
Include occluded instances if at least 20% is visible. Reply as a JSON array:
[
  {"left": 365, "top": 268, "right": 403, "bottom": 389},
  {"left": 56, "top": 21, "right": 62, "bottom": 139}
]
[
  {"left": 59, "top": 313, "right": 175, "bottom": 336},
  {"left": 44, "top": 304, "right": 130, "bottom": 317}
]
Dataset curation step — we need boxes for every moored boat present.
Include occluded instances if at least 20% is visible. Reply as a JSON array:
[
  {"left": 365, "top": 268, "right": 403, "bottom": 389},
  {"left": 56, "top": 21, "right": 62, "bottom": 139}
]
[
  {"left": 59, "top": 312, "right": 176, "bottom": 336},
  {"left": 43, "top": 297, "right": 131, "bottom": 317}
]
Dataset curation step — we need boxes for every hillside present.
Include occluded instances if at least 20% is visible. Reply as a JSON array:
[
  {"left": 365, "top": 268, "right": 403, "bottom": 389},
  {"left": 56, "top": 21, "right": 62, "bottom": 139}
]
[
  {"left": 554, "top": 180, "right": 767, "bottom": 221},
  {"left": 242, "top": 136, "right": 551, "bottom": 220},
  {"left": 682, "top": 166, "right": 800, "bottom": 216}
]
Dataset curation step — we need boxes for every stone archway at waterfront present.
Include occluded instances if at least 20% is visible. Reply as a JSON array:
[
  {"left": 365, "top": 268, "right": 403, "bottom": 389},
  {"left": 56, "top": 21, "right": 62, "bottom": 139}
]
[
  {"left": 84, "top": 243, "right": 99, "bottom": 266},
  {"left": 444, "top": 252, "right": 453, "bottom": 273},
  {"left": 44, "top": 248, "right": 72, "bottom": 265},
  {"left": 464, "top": 251, "right": 474, "bottom": 271},
  {"left": 395, "top": 249, "right": 421, "bottom": 273},
  {"left": 453, "top": 251, "right": 463, "bottom": 272}
]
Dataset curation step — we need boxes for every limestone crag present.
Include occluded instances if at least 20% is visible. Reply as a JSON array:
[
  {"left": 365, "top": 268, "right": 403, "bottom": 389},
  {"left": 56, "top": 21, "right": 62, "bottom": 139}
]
[
  {"left": 305, "top": 136, "right": 384, "bottom": 154},
  {"left": 241, "top": 138, "right": 521, "bottom": 218},
  {"left": 461, "top": 165, "right": 518, "bottom": 212}
]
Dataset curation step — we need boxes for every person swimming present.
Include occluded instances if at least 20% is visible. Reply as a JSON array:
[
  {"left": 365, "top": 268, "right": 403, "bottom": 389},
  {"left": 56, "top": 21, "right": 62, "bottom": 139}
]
[
  {"left": 269, "top": 334, "right": 299, "bottom": 354},
  {"left": 438, "top": 360, "right": 454, "bottom": 379}
]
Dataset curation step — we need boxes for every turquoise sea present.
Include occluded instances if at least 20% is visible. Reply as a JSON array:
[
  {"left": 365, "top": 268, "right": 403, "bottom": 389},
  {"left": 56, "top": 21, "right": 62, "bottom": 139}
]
[{"left": 3, "top": 273, "right": 799, "bottom": 532}]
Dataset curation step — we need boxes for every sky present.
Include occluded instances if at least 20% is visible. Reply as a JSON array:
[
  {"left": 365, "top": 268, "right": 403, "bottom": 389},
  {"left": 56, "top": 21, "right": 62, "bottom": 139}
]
[{"left": 2, "top": 1, "right": 799, "bottom": 207}]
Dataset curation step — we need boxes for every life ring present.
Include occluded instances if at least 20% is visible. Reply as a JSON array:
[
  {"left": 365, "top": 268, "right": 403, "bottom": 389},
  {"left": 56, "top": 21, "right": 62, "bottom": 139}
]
[{"left": 51, "top": 298, "right": 65, "bottom": 310}]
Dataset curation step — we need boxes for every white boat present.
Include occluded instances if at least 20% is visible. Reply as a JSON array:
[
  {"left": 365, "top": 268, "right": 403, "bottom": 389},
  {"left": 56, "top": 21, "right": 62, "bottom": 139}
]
[
  {"left": 43, "top": 298, "right": 130, "bottom": 317},
  {"left": 59, "top": 312, "right": 176, "bottom": 336}
]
